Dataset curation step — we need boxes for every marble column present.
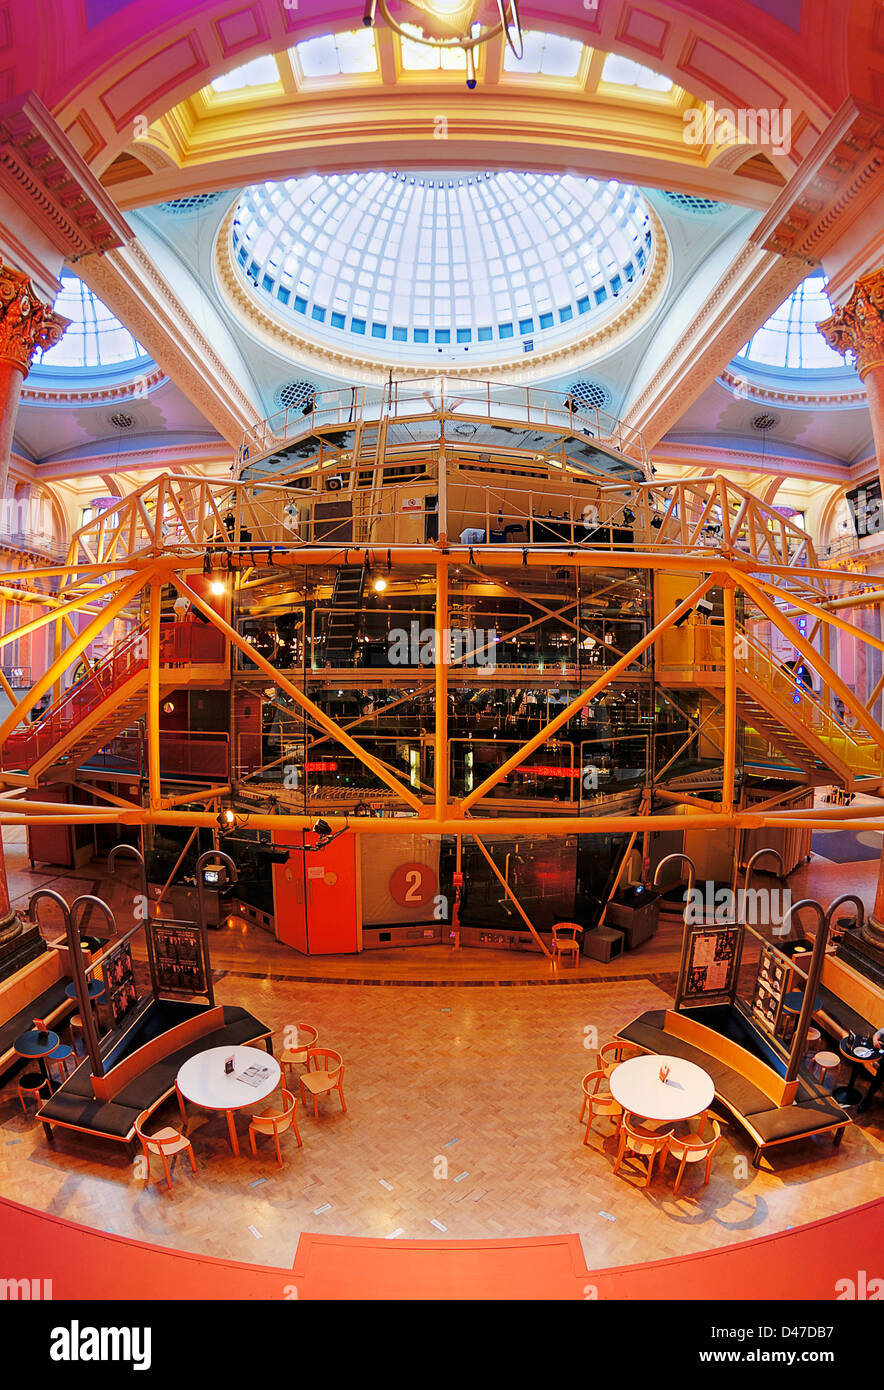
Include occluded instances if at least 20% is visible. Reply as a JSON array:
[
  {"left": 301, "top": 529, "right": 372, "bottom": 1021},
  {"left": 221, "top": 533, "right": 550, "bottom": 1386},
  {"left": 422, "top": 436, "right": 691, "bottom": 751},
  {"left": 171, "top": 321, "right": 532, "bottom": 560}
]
[
  {"left": 818, "top": 266, "right": 884, "bottom": 493},
  {"left": 0, "top": 261, "right": 67, "bottom": 944}
]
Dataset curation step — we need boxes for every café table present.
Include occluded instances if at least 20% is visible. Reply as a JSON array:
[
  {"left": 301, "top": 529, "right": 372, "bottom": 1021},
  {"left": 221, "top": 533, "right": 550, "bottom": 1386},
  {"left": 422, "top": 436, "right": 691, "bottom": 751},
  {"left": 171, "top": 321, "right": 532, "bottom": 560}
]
[
  {"left": 13, "top": 1027, "right": 60, "bottom": 1095},
  {"left": 609, "top": 1053, "right": 715, "bottom": 1125},
  {"left": 176, "top": 1045, "right": 281, "bottom": 1157},
  {"left": 836, "top": 1036, "right": 884, "bottom": 1107}
]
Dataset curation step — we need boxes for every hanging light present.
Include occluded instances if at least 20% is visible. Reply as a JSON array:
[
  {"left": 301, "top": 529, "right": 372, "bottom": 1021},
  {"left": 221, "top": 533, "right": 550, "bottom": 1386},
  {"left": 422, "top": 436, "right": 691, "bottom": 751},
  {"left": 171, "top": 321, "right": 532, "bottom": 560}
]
[{"left": 363, "top": 0, "right": 522, "bottom": 89}]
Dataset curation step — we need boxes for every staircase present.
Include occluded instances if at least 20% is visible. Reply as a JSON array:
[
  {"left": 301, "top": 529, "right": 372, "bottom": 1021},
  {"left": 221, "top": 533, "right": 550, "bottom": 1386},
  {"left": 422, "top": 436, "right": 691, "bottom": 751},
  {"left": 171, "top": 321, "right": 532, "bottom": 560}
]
[
  {"left": 0, "top": 620, "right": 226, "bottom": 784},
  {"left": 320, "top": 564, "right": 367, "bottom": 667},
  {"left": 659, "top": 623, "right": 884, "bottom": 790}
]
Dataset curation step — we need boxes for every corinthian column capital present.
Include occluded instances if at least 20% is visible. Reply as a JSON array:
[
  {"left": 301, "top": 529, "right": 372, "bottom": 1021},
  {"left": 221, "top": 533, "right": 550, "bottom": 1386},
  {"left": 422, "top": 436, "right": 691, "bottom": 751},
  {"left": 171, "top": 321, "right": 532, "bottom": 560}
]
[
  {"left": 0, "top": 260, "right": 69, "bottom": 376},
  {"left": 818, "top": 266, "right": 884, "bottom": 380}
]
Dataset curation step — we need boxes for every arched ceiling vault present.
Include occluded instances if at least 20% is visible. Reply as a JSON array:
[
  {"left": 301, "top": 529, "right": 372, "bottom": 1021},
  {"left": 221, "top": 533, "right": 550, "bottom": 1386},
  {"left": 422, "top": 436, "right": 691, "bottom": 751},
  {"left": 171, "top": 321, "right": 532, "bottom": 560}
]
[{"left": 3, "top": 0, "right": 883, "bottom": 480}]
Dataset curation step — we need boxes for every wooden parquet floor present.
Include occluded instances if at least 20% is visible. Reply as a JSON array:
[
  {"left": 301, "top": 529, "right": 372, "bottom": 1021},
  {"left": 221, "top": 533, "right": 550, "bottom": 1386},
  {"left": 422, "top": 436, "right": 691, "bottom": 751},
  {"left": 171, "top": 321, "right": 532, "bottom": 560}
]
[{"left": 2, "top": 827, "right": 883, "bottom": 1273}]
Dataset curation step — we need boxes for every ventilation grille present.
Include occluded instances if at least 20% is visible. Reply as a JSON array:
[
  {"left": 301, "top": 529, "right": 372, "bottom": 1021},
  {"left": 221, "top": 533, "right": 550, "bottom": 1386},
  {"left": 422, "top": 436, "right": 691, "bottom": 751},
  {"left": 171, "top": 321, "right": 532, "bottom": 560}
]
[
  {"left": 566, "top": 380, "right": 611, "bottom": 411},
  {"left": 159, "top": 192, "right": 225, "bottom": 215},
  {"left": 274, "top": 380, "right": 316, "bottom": 411},
  {"left": 108, "top": 411, "right": 135, "bottom": 429},
  {"left": 751, "top": 412, "right": 779, "bottom": 431},
  {"left": 659, "top": 191, "right": 726, "bottom": 215}
]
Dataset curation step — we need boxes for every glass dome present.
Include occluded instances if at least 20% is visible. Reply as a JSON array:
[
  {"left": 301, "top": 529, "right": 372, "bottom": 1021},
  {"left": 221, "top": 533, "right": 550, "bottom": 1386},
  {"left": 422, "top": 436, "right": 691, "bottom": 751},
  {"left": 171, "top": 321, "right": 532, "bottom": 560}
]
[
  {"left": 734, "top": 273, "right": 850, "bottom": 373},
  {"left": 33, "top": 273, "right": 152, "bottom": 373},
  {"left": 230, "top": 171, "right": 653, "bottom": 360}
]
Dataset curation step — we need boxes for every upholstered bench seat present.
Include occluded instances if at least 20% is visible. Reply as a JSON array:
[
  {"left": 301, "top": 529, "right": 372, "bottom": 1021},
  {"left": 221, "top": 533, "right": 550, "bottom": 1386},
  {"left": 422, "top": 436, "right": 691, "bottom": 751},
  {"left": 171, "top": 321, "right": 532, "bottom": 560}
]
[
  {"left": 617, "top": 1009, "right": 850, "bottom": 1166},
  {"left": 38, "top": 1005, "right": 271, "bottom": 1144}
]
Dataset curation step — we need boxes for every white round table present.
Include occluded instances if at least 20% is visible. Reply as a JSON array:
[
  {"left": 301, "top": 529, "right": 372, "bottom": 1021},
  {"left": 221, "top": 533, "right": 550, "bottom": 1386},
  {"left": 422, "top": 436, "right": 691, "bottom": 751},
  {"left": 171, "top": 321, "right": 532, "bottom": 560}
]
[
  {"left": 609, "top": 1053, "right": 714, "bottom": 1124},
  {"left": 176, "top": 1045, "right": 281, "bottom": 1156}
]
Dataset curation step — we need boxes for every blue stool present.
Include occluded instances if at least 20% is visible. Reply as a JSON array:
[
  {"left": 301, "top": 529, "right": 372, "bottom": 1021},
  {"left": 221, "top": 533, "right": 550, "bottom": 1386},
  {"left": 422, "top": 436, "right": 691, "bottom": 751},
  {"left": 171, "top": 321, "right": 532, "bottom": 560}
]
[{"left": 46, "top": 1042, "right": 75, "bottom": 1082}]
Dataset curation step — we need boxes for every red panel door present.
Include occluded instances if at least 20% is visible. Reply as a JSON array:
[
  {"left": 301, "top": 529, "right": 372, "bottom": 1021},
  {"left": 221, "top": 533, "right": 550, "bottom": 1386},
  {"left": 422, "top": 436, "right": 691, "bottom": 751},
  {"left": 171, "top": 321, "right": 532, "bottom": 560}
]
[{"left": 272, "top": 830, "right": 359, "bottom": 954}]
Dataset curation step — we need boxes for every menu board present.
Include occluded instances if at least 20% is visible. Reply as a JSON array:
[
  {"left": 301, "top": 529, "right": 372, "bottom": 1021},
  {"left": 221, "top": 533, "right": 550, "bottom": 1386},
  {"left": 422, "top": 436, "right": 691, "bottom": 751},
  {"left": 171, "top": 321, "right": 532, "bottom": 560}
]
[
  {"left": 102, "top": 941, "right": 138, "bottom": 1024},
  {"left": 150, "top": 922, "right": 207, "bottom": 995},
  {"left": 682, "top": 926, "right": 740, "bottom": 1001},
  {"left": 750, "top": 945, "right": 788, "bottom": 1033}
]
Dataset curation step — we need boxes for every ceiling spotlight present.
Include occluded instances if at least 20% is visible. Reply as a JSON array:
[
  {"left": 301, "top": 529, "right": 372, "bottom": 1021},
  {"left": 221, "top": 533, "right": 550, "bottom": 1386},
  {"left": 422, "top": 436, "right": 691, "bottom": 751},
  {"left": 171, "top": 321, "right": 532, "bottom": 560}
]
[
  {"left": 209, "top": 580, "right": 226, "bottom": 596},
  {"left": 373, "top": 577, "right": 387, "bottom": 592},
  {"left": 364, "top": 0, "right": 522, "bottom": 90}
]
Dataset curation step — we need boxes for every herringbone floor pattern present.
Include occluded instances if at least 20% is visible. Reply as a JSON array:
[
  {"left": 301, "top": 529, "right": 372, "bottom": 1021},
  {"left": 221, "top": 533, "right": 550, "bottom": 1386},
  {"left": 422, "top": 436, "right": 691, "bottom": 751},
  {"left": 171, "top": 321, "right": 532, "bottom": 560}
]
[{"left": 2, "top": 970, "right": 882, "bottom": 1274}]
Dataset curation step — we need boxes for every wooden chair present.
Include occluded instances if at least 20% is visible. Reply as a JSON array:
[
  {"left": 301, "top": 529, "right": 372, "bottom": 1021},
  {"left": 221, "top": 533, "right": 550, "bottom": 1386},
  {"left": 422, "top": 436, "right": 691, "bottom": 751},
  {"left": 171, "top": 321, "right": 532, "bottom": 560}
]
[
  {"left": 299, "top": 1048, "right": 346, "bottom": 1120},
  {"left": 135, "top": 1111, "right": 197, "bottom": 1189},
  {"left": 598, "top": 1040, "right": 644, "bottom": 1076},
  {"left": 666, "top": 1114, "right": 721, "bottom": 1195},
  {"left": 553, "top": 922, "right": 583, "bottom": 968},
  {"left": 46, "top": 1042, "right": 75, "bottom": 1083},
  {"left": 280, "top": 1024, "right": 319, "bottom": 1082},
  {"left": 581, "top": 1069, "right": 622, "bottom": 1143},
  {"left": 17, "top": 1071, "right": 49, "bottom": 1113},
  {"left": 249, "top": 1088, "right": 302, "bottom": 1165},
  {"left": 613, "top": 1113, "right": 674, "bottom": 1186}
]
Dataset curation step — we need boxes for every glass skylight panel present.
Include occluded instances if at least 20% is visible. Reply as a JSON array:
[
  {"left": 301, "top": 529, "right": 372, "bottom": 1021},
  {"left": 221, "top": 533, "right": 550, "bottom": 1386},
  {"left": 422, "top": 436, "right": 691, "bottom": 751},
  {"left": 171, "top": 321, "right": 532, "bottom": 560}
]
[
  {"left": 35, "top": 273, "right": 150, "bottom": 372},
  {"left": 601, "top": 54, "right": 672, "bottom": 91},
  {"left": 737, "top": 274, "right": 849, "bottom": 372},
  {"left": 505, "top": 30, "right": 584, "bottom": 77},
  {"left": 232, "top": 171, "right": 651, "bottom": 355},
  {"left": 400, "top": 24, "right": 466, "bottom": 69},
  {"left": 211, "top": 55, "right": 279, "bottom": 92}
]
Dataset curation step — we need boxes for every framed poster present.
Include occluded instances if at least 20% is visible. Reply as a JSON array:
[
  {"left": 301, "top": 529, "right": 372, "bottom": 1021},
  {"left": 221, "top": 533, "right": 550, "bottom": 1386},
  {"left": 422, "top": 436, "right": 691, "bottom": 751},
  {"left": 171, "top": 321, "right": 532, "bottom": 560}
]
[
  {"left": 150, "top": 921, "right": 208, "bottom": 995},
  {"left": 750, "top": 946, "right": 788, "bottom": 1034},
  {"left": 679, "top": 925, "right": 741, "bottom": 1003},
  {"left": 102, "top": 941, "right": 138, "bottom": 1024}
]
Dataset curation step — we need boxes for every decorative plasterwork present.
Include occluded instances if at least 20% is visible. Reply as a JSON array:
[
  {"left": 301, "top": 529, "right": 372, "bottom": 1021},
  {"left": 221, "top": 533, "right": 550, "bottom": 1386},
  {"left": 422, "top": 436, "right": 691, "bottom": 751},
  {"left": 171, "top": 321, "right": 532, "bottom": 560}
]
[
  {"left": 20, "top": 366, "right": 167, "bottom": 405},
  {"left": 623, "top": 241, "right": 809, "bottom": 445},
  {"left": 0, "top": 261, "right": 69, "bottom": 376},
  {"left": 213, "top": 204, "right": 671, "bottom": 385},
  {"left": 33, "top": 442, "right": 230, "bottom": 483},
  {"left": 0, "top": 94, "right": 132, "bottom": 258},
  {"left": 651, "top": 439, "right": 852, "bottom": 485},
  {"left": 718, "top": 365, "right": 867, "bottom": 407},
  {"left": 750, "top": 102, "right": 884, "bottom": 264},
  {"left": 76, "top": 240, "right": 262, "bottom": 445},
  {"left": 818, "top": 266, "right": 884, "bottom": 380}
]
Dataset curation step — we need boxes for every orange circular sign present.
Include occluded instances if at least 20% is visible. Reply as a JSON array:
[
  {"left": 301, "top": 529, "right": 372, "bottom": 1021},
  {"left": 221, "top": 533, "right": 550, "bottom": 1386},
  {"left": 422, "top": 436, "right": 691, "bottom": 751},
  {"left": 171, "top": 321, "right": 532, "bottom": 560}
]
[{"left": 390, "top": 861, "right": 438, "bottom": 907}]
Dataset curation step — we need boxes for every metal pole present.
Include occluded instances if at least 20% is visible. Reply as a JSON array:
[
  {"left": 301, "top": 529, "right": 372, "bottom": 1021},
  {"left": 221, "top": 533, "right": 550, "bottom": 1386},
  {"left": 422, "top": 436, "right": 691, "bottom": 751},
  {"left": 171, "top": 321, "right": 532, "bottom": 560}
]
[
  {"left": 31, "top": 889, "right": 105, "bottom": 1079},
  {"left": 195, "top": 849, "right": 237, "bottom": 1008},
  {"left": 781, "top": 898, "right": 827, "bottom": 1085},
  {"left": 435, "top": 554, "right": 449, "bottom": 824}
]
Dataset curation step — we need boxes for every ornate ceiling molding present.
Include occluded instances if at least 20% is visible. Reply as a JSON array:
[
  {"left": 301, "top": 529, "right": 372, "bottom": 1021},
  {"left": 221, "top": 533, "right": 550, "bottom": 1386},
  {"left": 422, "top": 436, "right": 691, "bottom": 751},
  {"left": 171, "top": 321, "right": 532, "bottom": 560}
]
[
  {"left": 652, "top": 439, "right": 851, "bottom": 485},
  {"left": 0, "top": 94, "right": 132, "bottom": 259},
  {"left": 622, "top": 241, "right": 809, "bottom": 445},
  {"left": 213, "top": 203, "right": 671, "bottom": 386},
  {"left": 20, "top": 366, "right": 167, "bottom": 405},
  {"left": 750, "top": 101, "right": 884, "bottom": 264},
  {"left": 718, "top": 365, "right": 867, "bottom": 407},
  {"left": 76, "top": 241, "right": 262, "bottom": 446}
]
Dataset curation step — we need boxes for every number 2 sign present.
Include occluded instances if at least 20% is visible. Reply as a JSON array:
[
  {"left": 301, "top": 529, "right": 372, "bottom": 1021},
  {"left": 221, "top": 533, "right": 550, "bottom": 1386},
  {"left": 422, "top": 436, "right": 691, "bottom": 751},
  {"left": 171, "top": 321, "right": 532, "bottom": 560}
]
[{"left": 390, "top": 862, "right": 438, "bottom": 907}]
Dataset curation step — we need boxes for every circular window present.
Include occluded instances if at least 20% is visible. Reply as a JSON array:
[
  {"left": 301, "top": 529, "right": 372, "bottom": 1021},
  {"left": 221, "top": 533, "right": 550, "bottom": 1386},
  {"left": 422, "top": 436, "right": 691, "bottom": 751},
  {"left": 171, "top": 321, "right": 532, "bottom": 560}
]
[{"left": 566, "top": 380, "right": 611, "bottom": 411}]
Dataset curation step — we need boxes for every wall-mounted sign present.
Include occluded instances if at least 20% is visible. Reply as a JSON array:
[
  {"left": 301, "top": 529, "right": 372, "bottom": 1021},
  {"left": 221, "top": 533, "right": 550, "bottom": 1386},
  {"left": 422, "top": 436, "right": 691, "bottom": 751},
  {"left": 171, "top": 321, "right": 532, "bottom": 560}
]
[{"left": 389, "top": 861, "right": 438, "bottom": 908}]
